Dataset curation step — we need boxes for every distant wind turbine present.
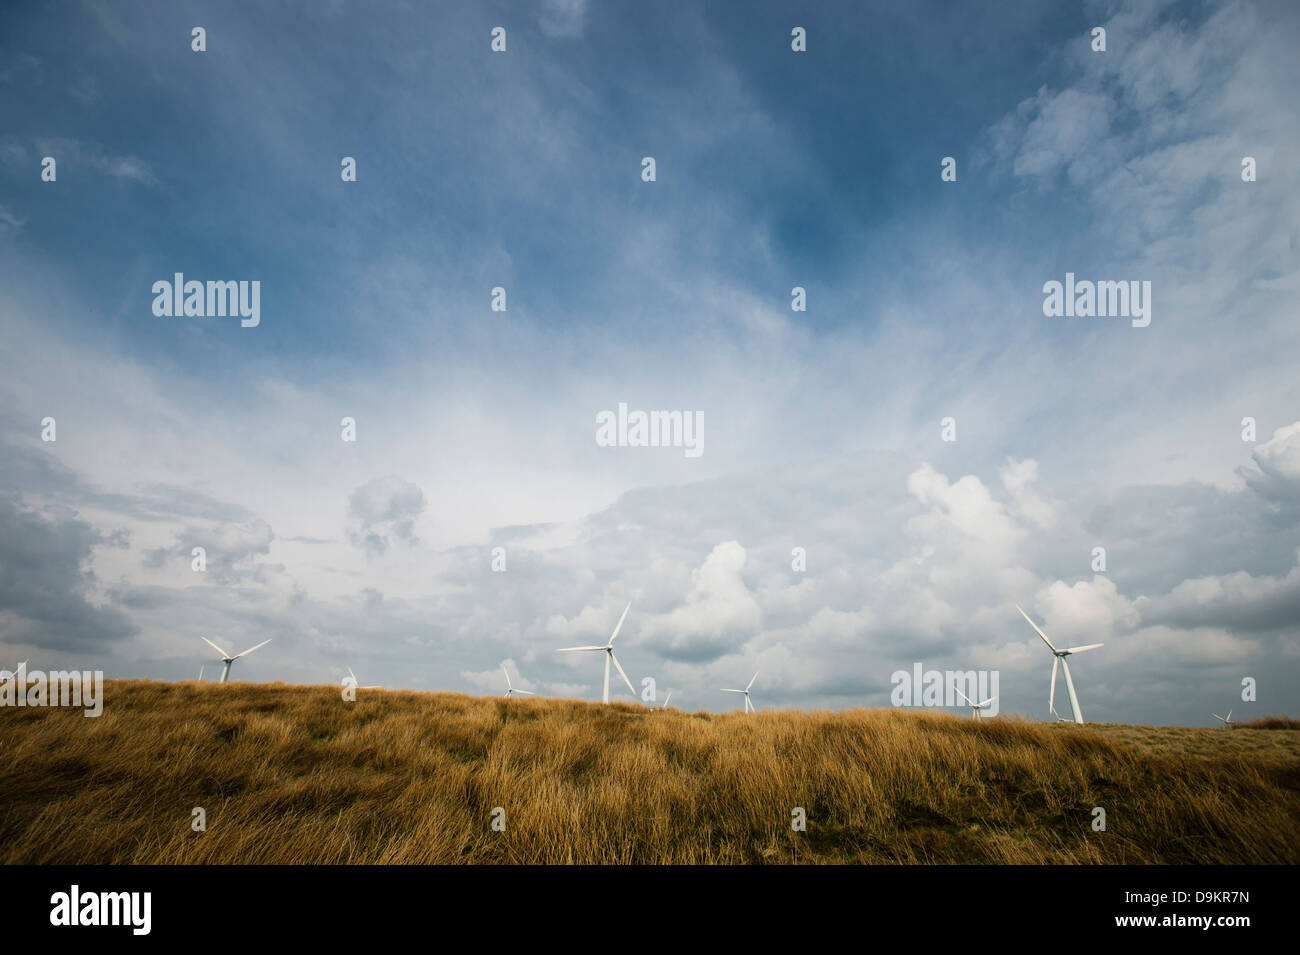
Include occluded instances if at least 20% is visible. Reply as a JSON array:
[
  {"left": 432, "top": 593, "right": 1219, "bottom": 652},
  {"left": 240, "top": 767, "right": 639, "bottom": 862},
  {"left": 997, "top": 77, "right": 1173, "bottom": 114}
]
[
  {"left": 1016, "top": 605, "right": 1103, "bottom": 724},
  {"left": 556, "top": 602, "right": 635, "bottom": 704},
  {"left": 347, "top": 667, "right": 382, "bottom": 690},
  {"left": 954, "top": 687, "right": 997, "bottom": 719},
  {"left": 1212, "top": 709, "right": 1235, "bottom": 728},
  {"left": 721, "top": 671, "right": 759, "bottom": 713},
  {"left": 200, "top": 637, "right": 271, "bottom": 683},
  {"left": 502, "top": 665, "right": 533, "bottom": 699}
]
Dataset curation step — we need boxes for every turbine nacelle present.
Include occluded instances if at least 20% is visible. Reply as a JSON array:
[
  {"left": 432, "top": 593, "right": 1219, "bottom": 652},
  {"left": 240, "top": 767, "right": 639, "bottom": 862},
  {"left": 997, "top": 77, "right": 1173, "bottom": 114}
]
[
  {"left": 347, "top": 667, "right": 382, "bottom": 690},
  {"left": 1016, "top": 605, "right": 1103, "bottom": 725},
  {"left": 721, "top": 671, "right": 759, "bottom": 713},
  {"left": 555, "top": 603, "right": 635, "bottom": 704},
  {"left": 503, "top": 664, "right": 533, "bottom": 699},
  {"left": 954, "top": 688, "right": 997, "bottom": 719},
  {"left": 200, "top": 637, "right": 271, "bottom": 683}
]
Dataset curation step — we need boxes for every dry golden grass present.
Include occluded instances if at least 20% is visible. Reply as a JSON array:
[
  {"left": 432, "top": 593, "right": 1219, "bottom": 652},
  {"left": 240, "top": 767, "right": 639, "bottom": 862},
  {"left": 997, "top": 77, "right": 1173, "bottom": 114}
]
[
  {"left": 1, "top": 680, "right": 1296, "bottom": 864},
  {"left": 1240, "top": 715, "right": 1300, "bottom": 730}
]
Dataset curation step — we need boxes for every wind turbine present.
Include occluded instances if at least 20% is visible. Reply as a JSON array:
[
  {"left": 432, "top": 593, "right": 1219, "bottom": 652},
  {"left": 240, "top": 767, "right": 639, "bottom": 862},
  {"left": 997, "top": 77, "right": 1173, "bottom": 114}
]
[
  {"left": 1016, "top": 605, "right": 1103, "bottom": 724},
  {"left": 954, "top": 687, "right": 997, "bottom": 719},
  {"left": 347, "top": 667, "right": 382, "bottom": 690},
  {"left": 200, "top": 637, "right": 271, "bottom": 683},
  {"left": 556, "top": 602, "right": 635, "bottom": 704},
  {"left": 502, "top": 665, "right": 533, "bottom": 699},
  {"left": 1212, "top": 709, "right": 1235, "bottom": 728},
  {"left": 721, "top": 671, "right": 759, "bottom": 713}
]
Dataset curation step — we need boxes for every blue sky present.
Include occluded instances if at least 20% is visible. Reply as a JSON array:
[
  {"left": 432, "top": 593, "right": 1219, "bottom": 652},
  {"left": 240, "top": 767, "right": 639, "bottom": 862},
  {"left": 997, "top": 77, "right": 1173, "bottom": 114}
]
[{"left": 2, "top": 0, "right": 1298, "bottom": 725}]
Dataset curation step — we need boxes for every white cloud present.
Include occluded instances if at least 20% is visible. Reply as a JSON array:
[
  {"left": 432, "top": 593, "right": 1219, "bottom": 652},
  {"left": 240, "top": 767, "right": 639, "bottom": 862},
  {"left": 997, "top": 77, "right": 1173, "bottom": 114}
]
[
  {"left": 347, "top": 476, "right": 426, "bottom": 554},
  {"left": 1240, "top": 422, "right": 1300, "bottom": 502},
  {"left": 999, "top": 458, "right": 1056, "bottom": 529},
  {"left": 0, "top": 203, "right": 26, "bottom": 236},
  {"left": 640, "top": 541, "right": 763, "bottom": 659},
  {"left": 538, "top": 0, "right": 588, "bottom": 38}
]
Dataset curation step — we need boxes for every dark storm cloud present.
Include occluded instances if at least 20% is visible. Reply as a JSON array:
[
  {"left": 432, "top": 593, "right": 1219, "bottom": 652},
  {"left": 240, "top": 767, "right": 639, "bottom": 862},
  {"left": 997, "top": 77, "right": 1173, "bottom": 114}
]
[{"left": 0, "top": 493, "right": 136, "bottom": 650}]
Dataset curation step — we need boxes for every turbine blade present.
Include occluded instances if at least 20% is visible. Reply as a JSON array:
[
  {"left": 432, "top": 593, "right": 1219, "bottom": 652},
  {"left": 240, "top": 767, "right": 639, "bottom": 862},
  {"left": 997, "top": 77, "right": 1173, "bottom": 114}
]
[
  {"left": 502, "top": 665, "right": 512, "bottom": 689},
  {"left": 663, "top": 692, "right": 671, "bottom": 707},
  {"left": 954, "top": 688, "right": 975, "bottom": 707},
  {"left": 1227, "top": 710, "right": 1232, "bottom": 721},
  {"left": 201, "top": 636, "right": 230, "bottom": 658},
  {"left": 348, "top": 667, "right": 357, "bottom": 682},
  {"left": 720, "top": 688, "right": 744, "bottom": 693},
  {"left": 233, "top": 639, "right": 271, "bottom": 659},
  {"left": 1060, "top": 657, "right": 1084, "bottom": 723},
  {"left": 746, "top": 671, "right": 759, "bottom": 691},
  {"left": 513, "top": 689, "right": 533, "bottom": 695},
  {"left": 1016, "top": 604, "right": 1058, "bottom": 653},
  {"left": 977, "top": 697, "right": 997, "bottom": 708},
  {"left": 610, "top": 651, "right": 636, "bottom": 696},
  {"left": 556, "top": 646, "right": 606, "bottom": 652},
  {"left": 607, "top": 602, "right": 631, "bottom": 646},
  {"left": 1064, "top": 643, "right": 1104, "bottom": 654}
]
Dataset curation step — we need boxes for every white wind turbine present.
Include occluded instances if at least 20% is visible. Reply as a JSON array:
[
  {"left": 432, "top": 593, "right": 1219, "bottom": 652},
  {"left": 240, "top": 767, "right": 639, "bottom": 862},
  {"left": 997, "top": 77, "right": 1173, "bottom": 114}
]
[
  {"left": 1, "top": 661, "right": 28, "bottom": 683},
  {"left": 347, "top": 667, "right": 382, "bottom": 690},
  {"left": 556, "top": 602, "right": 635, "bottom": 704},
  {"left": 1016, "top": 605, "right": 1103, "bottom": 724},
  {"left": 954, "top": 687, "right": 997, "bottom": 719},
  {"left": 721, "top": 671, "right": 759, "bottom": 713},
  {"left": 1212, "top": 709, "right": 1235, "bottom": 728},
  {"left": 200, "top": 636, "right": 271, "bottom": 683},
  {"left": 502, "top": 664, "right": 533, "bottom": 699}
]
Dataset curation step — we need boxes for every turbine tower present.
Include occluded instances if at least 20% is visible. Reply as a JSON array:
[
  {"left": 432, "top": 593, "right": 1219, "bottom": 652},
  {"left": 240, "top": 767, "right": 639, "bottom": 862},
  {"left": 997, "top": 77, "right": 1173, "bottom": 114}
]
[
  {"left": 720, "top": 671, "right": 759, "bottom": 713},
  {"left": 502, "top": 664, "right": 533, "bottom": 699},
  {"left": 954, "top": 687, "right": 997, "bottom": 719},
  {"left": 556, "top": 602, "right": 635, "bottom": 704},
  {"left": 200, "top": 637, "right": 271, "bottom": 683},
  {"left": 1016, "top": 605, "right": 1103, "bottom": 724},
  {"left": 1212, "top": 709, "right": 1235, "bottom": 728}
]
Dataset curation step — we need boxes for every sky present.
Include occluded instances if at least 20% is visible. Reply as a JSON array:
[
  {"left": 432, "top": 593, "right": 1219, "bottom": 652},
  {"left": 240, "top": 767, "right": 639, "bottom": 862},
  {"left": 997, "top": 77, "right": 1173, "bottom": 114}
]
[{"left": 1, "top": 0, "right": 1298, "bottom": 725}]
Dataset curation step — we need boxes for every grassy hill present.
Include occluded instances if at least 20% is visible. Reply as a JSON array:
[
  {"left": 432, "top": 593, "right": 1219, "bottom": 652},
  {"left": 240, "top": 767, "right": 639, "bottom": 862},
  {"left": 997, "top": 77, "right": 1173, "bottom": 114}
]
[{"left": 1, "top": 680, "right": 1297, "bottom": 864}]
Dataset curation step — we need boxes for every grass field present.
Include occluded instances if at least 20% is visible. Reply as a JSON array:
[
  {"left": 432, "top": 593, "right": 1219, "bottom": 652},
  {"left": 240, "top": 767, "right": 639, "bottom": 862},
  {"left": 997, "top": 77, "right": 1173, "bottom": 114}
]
[{"left": 1, "top": 680, "right": 1297, "bottom": 864}]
